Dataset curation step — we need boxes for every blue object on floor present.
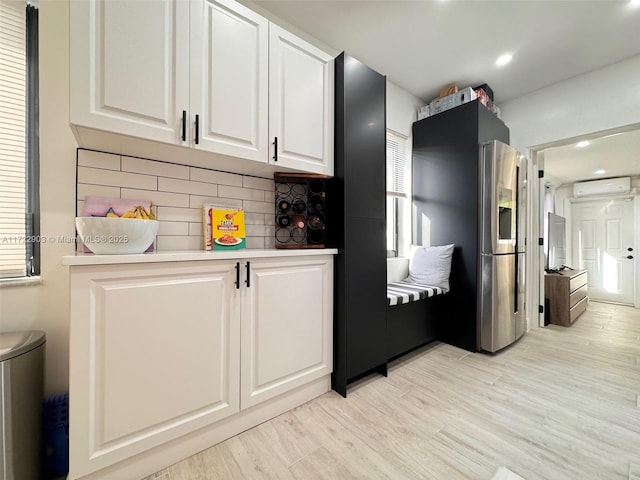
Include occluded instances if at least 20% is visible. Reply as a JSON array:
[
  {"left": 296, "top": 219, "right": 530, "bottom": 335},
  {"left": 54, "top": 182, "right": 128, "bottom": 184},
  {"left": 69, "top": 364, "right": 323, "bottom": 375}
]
[{"left": 43, "top": 393, "right": 69, "bottom": 478}]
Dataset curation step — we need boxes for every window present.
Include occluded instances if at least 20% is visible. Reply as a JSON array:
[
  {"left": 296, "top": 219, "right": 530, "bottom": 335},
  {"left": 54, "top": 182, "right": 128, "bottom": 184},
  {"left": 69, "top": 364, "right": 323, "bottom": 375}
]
[
  {"left": 386, "top": 130, "right": 410, "bottom": 257},
  {"left": 0, "top": 0, "right": 39, "bottom": 279}
]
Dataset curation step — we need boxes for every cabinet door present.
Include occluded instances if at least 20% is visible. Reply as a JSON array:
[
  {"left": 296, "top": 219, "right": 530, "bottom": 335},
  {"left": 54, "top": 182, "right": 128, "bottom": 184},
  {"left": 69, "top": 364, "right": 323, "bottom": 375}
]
[
  {"left": 269, "top": 23, "right": 334, "bottom": 176},
  {"left": 240, "top": 256, "right": 333, "bottom": 409},
  {"left": 69, "top": 262, "right": 240, "bottom": 478},
  {"left": 70, "top": 0, "right": 190, "bottom": 145},
  {"left": 190, "top": 0, "right": 268, "bottom": 163}
]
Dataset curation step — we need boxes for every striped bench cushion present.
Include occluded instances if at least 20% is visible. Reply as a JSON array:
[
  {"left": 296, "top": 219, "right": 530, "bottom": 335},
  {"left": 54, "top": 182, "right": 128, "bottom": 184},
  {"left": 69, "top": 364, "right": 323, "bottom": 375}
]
[{"left": 387, "top": 281, "right": 445, "bottom": 306}]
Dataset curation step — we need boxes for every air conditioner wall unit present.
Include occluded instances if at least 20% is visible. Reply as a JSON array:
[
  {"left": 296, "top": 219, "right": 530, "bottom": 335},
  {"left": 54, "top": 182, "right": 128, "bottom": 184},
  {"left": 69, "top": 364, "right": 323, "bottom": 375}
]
[{"left": 573, "top": 177, "right": 631, "bottom": 197}]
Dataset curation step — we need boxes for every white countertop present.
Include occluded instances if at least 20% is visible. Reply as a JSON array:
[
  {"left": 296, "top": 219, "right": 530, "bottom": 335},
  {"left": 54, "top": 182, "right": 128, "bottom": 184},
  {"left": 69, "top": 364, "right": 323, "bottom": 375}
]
[{"left": 62, "top": 248, "right": 338, "bottom": 266}]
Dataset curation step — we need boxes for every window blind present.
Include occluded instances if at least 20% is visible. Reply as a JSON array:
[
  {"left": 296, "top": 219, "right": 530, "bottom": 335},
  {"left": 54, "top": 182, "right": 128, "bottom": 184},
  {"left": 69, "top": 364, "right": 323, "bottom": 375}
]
[
  {"left": 386, "top": 130, "right": 407, "bottom": 197},
  {"left": 0, "top": 0, "right": 27, "bottom": 278}
]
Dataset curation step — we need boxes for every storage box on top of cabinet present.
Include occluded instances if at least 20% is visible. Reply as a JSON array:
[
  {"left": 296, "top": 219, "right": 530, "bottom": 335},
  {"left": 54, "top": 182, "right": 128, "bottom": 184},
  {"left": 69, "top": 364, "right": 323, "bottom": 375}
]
[{"left": 418, "top": 87, "right": 476, "bottom": 119}]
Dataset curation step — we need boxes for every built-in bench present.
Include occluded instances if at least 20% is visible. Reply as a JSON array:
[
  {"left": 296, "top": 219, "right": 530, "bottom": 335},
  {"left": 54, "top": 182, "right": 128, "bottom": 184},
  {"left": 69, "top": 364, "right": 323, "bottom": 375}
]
[
  {"left": 386, "top": 257, "right": 448, "bottom": 360},
  {"left": 387, "top": 281, "right": 445, "bottom": 306}
]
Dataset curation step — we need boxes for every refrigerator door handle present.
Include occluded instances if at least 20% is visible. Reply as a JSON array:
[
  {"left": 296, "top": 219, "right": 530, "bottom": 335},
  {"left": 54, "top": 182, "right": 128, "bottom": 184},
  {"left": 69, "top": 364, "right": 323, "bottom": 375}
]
[{"left": 514, "top": 253, "right": 519, "bottom": 314}]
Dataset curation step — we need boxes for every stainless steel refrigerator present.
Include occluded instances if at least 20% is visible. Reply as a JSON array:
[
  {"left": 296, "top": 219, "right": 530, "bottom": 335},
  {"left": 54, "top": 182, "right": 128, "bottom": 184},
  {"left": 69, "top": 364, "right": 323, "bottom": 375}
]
[{"left": 478, "top": 140, "right": 527, "bottom": 352}]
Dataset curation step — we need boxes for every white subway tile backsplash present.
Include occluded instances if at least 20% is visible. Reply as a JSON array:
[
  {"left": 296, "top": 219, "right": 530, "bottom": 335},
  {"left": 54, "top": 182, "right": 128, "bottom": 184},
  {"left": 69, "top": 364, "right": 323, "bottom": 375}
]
[
  {"left": 155, "top": 206, "right": 202, "bottom": 223},
  {"left": 218, "top": 185, "right": 265, "bottom": 202},
  {"left": 243, "top": 176, "right": 273, "bottom": 191},
  {"left": 243, "top": 200, "right": 275, "bottom": 215},
  {"left": 245, "top": 225, "right": 275, "bottom": 237},
  {"left": 157, "top": 221, "right": 190, "bottom": 236},
  {"left": 78, "top": 166, "right": 158, "bottom": 190},
  {"left": 77, "top": 183, "right": 121, "bottom": 200},
  {"left": 190, "top": 167, "right": 243, "bottom": 187},
  {"left": 122, "top": 156, "right": 190, "bottom": 180},
  {"left": 264, "top": 225, "right": 275, "bottom": 238},
  {"left": 76, "top": 149, "right": 277, "bottom": 252},
  {"left": 246, "top": 224, "right": 271, "bottom": 237},
  {"left": 156, "top": 235, "right": 202, "bottom": 251},
  {"left": 158, "top": 177, "right": 218, "bottom": 197},
  {"left": 245, "top": 237, "right": 265, "bottom": 249},
  {"left": 244, "top": 213, "right": 267, "bottom": 225},
  {"left": 121, "top": 188, "right": 190, "bottom": 208},
  {"left": 264, "top": 236, "right": 275, "bottom": 249},
  {"left": 77, "top": 150, "right": 121, "bottom": 171},
  {"left": 189, "top": 195, "right": 243, "bottom": 209},
  {"left": 188, "top": 222, "right": 203, "bottom": 237},
  {"left": 264, "top": 190, "right": 276, "bottom": 203}
]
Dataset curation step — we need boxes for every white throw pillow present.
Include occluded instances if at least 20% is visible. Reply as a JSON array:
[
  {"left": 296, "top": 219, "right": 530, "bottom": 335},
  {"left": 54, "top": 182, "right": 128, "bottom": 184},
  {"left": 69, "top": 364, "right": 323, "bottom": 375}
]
[{"left": 406, "top": 244, "right": 454, "bottom": 292}]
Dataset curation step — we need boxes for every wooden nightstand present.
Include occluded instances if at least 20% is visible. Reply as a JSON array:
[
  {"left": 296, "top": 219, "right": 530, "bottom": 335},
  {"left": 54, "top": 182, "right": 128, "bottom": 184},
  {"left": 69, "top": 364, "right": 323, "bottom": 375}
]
[{"left": 545, "top": 269, "right": 589, "bottom": 326}]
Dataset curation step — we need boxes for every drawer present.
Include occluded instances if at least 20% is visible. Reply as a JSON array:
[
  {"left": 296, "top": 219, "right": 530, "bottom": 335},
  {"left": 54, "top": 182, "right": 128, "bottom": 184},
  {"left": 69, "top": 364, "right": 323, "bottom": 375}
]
[
  {"left": 569, "top": 284, "right": 588, "bottom": 309},
  {"left": 569, "top": 271, "right": 588, "bottom": 292},
  {"left": 569, "top": 295, "right": 589, "bottom": 324}
]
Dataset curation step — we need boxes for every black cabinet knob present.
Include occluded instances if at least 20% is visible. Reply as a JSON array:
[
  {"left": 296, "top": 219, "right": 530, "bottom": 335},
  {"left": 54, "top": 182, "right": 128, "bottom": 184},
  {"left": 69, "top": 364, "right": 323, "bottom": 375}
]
[
  {"left": 626, "top": 255, "right": 634, "bottom": 260},
  {"left": 628, "top": 247, "right": 634, "bottom": 252}
]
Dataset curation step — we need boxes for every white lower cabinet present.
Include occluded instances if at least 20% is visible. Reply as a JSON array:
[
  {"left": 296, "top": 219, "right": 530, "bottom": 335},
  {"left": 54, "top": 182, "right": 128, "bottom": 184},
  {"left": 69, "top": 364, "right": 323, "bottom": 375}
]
[
  {"left": 241, "top": 257, "right": 333, "bottom": 408},
  {"left": 67, "top": 254, "right": 333, "bottom": 480}
]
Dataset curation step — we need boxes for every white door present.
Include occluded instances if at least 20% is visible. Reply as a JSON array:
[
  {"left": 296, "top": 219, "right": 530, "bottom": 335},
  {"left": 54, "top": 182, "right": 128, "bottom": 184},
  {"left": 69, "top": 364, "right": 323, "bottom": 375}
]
[
  {"left": 240, "top": 256, "right": 333, "bottom": 409},
  {"left": 572, "top": 197, "right": 636, "bottom": 305},
  {"left": 269, "top": 23, "right": 334, "bottom": 175},
  {"left": 69, "top": 262, "right": 240, "bottom": 478},
  {"left": 190, "top": 0, "right": 269, "bottom": 162},
  {"left": 70, "top": 0, "right": 190, "bottom": 145}
]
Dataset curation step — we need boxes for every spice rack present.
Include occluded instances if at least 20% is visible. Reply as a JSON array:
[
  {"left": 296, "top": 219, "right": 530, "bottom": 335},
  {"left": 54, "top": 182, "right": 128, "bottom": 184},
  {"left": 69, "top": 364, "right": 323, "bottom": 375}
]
[{"left": 274, "top": 173, "right": 328, "bottom": 249}]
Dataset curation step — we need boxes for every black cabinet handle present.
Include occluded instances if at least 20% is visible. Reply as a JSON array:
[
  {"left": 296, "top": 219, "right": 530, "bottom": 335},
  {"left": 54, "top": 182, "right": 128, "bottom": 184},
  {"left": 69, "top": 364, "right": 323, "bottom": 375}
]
[
  {"left": 627, "top": 255, "right": 634, "bottom": 260},
  {"left": 195, "top": 114, "right": 200, "bottom": 144},
  {"left": 235, "top": 262, "right": 240, "bottom": 289},
  {"left": 273, "top": 137, "right": 278, "bottom": 162},
  {"left": 181, "top": 110, "right": 186, "bottom": 142},
  {"left": 628, "top": 247, "right": 634, "bottom": 252},
  {"left": 245, "top": 261, "right": 251, "bottom": 288}
]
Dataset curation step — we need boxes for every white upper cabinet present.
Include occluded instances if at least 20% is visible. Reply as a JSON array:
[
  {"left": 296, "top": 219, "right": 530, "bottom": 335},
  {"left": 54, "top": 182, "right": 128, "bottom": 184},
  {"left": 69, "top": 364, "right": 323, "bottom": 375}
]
[
  {"left": 269, "top": 24, "right": 334, "bottom": 176},
  {"left": 190, "top": 0, "right": 269, "bottom": 162},
  {"left": 70, "top": 0, "right": 334, "bottom": 175},
  {"left": 70, "top": 0, "right": 190, "bottom": 145}
]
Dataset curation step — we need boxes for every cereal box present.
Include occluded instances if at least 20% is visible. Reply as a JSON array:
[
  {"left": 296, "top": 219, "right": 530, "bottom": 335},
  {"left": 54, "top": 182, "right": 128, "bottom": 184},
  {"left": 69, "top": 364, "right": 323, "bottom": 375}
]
[
  {"left": 211, "top": 208, "right": 246, "bottom": 250},
  {"left": 202, "top": 203, "right": 215, "bottom": 250}
]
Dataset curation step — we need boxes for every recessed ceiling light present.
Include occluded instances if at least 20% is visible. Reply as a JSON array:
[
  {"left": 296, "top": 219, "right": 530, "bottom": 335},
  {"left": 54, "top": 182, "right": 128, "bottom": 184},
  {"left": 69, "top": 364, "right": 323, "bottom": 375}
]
[
  {"left": 495, "top": 54, "right": 512, "bottom": 67},
  {"left": 576, "top": 141, "right": 590, "bottom": 148},
  {"left": 594, "top": 169, "right": 605, "bottom": 175},
  {"left": 630, "top": 0, "right": 640, "bottom": 7}
]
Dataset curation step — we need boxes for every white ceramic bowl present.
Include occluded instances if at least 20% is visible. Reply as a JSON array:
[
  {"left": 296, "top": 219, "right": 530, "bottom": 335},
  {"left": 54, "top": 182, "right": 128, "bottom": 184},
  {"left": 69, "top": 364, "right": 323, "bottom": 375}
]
[{"left": 75, "top": 217, "right": 159, "bottom": 254}]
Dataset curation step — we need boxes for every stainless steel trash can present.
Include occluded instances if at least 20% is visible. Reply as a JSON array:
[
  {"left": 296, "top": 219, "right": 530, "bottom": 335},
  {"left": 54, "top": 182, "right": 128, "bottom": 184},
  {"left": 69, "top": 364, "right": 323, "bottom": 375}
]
[{"left": 0, "top": 331, "right": 46, "bottom": 480}]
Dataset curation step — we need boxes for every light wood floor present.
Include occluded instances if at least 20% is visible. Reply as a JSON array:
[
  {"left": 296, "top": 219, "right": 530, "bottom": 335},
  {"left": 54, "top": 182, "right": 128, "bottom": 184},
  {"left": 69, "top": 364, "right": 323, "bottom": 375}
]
[{"left": 145, "top": 302, "right": 640, "bottom": 480}]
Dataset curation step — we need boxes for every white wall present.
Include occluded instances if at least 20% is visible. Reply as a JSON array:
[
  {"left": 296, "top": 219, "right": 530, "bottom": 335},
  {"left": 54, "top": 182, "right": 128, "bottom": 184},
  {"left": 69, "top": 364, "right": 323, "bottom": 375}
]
[
  {"left": 387, "top": 81, "right": 425, "bottom": 261},
  {"left": 387, "top": 80, "right": 424, "bottom": 137},
  {"left": 501, "top": 55, "right": 640, "bottom": 153},
  {"left": 0, "top": 0, "right": 78, "bottom": 395}
]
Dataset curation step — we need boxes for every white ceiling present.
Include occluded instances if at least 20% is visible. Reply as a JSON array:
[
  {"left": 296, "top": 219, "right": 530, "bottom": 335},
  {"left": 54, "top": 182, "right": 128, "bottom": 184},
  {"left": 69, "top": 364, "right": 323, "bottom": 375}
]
[
  {"left": 255, "top": 0, "right": 640, "bottom": 183},
  {"left": 543, "top": 128, "right": 640, "bottom": 185}
]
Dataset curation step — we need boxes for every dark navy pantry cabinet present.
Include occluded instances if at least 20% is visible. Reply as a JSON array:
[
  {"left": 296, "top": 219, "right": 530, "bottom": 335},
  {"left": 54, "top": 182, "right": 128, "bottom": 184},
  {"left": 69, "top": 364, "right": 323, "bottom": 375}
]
[{"left": 328, "top": 52, "right": 387, "bottom": 397}]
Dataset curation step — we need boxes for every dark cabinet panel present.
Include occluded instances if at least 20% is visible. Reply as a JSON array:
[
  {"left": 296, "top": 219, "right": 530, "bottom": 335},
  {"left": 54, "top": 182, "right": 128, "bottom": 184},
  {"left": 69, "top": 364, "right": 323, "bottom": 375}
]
[
  {"left": 412, "top": 100, "right": 509, "bottom": 352},
  {"left": 331, "top": 53, "right": 387, "bottom": 396},
  {"left": 339, "top": 55, "right": 386, "bottom": 219},
  {"left": 343, "top": 216, "right": 387, "bottom": 379}
]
